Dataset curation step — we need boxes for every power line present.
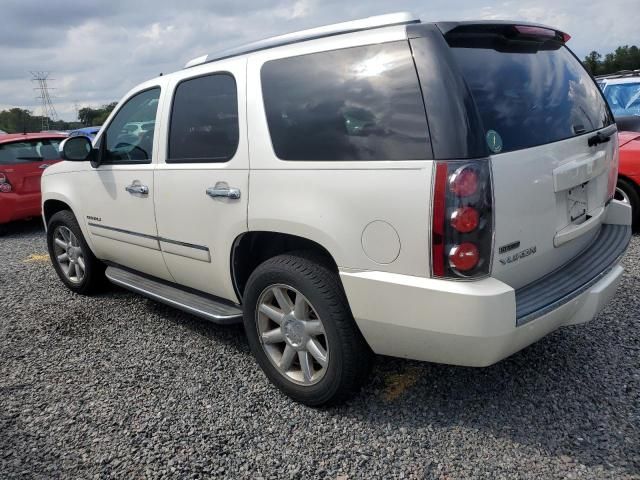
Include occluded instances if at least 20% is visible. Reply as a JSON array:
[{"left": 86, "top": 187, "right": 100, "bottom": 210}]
[{"left": 31, "top": 71, "right": 58, "bottom": 131}]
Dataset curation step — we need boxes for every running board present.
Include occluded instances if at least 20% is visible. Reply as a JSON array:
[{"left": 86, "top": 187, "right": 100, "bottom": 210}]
[{"left": 105, "top": 266, "right": 243, "bottom": 325}]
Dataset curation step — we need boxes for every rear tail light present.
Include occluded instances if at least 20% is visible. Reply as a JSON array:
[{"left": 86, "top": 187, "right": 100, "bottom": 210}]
[
  {"left": 431, "top": 160, "right": 493, "bottom": 279},
  {"left": 0, "top": 172, "right": 11, "bottom": 193},
  {"left": 607, "top": 146, "right": 620, "bottom": 201}
]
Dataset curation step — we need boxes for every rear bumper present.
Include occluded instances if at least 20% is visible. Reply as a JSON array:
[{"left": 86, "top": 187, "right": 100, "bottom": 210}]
[
  {"left": 0, "top": 192, "right": 41, "bottom": 224},
  {"left": 341, "top": 220, "right": 630, "bottom": 367}
]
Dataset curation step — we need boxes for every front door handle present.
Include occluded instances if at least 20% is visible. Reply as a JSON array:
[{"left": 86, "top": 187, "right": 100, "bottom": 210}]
[
  {"left": 125, "top": 182, "right": 149, "bottom": 195},
  {"left": 206, "top": 182, "right": 241, "bottom": 200}
]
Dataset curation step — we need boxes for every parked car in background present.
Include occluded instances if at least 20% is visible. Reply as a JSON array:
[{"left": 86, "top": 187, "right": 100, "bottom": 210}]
[
  {"left": 0, "top": 133, "right": 66, "bottom": 233},
  {"left": 69, "top": 126, "right": 101, "bottom": 140},
  {"left": 615, "top": 131, "right": 640, "bottom": 227},
  {"left": 597, "top": 70, "right": 640, "bottom": 133},
  {"left": 43, "top": 14, "right": 630, "bottom": 405}
]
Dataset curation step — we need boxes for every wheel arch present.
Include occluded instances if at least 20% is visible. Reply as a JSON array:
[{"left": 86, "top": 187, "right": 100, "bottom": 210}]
[
  {"left": 43, "top": 198, "right": 74, "bottom": 228},
  {"left": 231, "top": 231, "right": 339, "bottom": 301}
]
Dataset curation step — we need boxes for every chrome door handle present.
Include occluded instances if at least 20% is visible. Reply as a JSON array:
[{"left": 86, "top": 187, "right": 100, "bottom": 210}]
[
  {"left": 206, "top": 182, "right": 241, "bottom": 200},
  {"left": 125, "top": 183, "right": 149, "bottom": 195}
]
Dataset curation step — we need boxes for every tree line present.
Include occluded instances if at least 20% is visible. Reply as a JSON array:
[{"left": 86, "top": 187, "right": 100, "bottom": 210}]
[
  {"left": 0, "top": 102, "right": 117, "bottom": 134},
  {"left": 583, "top": 45, "right": 640, "bottom": 76}
]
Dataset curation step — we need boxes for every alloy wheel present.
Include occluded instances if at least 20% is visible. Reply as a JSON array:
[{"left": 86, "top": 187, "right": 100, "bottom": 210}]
[
  {"left": 256, "top": 284, "right": 329, "bottom": 385},
  {"left": 52, "top": 226, "right": 86, "bottom": 284}
]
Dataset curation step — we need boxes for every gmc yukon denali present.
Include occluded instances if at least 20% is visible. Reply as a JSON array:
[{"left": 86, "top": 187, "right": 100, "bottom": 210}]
[{"left": 42, "top": 13, "right": 631, "bottom": 405}]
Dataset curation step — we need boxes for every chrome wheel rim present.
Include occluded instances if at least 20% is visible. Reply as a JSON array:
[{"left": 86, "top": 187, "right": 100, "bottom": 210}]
[
  {"left": 256, "top": 284, "right": 329, "bottom": 386},
  {"left": 52, "top": 226, "right": 85, "bottom": 284},
  {"left": 615, "top": 186, "right": 630, "bottom": 204}
]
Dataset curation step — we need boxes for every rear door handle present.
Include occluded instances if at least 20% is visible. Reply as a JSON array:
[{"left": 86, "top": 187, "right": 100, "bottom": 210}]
[
  {"left": 125, "top": 182, "right": 149, "bottom": 195},
  {"left": 206, "top": 182, "right": 241, "bottom": 200}
]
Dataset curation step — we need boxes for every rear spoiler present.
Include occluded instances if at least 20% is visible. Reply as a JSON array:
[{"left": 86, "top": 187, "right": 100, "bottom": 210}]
[{"left": 436, "top": 21, "right": 570, "bottom": 44}]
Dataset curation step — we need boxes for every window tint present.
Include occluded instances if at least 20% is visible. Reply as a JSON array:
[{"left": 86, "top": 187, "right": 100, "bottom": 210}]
[
  {"left": 447, "top": 36, "right": 613, "bottom": 153},
  {"left": 0, "top": 139, "right": 62, "bottom": 165},
  {"left": 261, "top": 42, "right": 431, "bottom": 161},
  {"left": 168, "top": 74, "right": 238, "bottom": 163},
  {"left": 102, "top": 88, "right": 160, "bottom": 164}
]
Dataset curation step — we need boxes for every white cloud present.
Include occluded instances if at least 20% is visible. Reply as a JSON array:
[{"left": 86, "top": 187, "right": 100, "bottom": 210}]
[{"left": 0, "top": 0, "right": 637, "bottom": 121}]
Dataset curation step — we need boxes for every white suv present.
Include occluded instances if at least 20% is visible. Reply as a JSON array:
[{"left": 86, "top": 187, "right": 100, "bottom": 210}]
[{"left": 43, "top": 13, "right": 631, "bottom": 405}]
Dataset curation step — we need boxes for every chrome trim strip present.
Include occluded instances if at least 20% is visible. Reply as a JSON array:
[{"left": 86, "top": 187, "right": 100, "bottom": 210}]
[
  {"left": 88, "top": 222, "right": 209, "bottom": 252},
  {"left": 105, "top": 269, "right": 242, "bottom": 322}
]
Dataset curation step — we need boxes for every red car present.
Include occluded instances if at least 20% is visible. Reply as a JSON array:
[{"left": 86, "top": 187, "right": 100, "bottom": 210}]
[
  {"left": 0, "top": 133, "right": 66, "bottom": 232},
  {"left": 616, "top": 130, "right": 640, "bottom": 227}
]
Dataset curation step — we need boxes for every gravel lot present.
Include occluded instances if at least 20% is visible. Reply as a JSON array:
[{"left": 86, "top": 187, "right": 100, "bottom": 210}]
[{"left": 1, "top": 219, "right": 638, "bottom": 479}]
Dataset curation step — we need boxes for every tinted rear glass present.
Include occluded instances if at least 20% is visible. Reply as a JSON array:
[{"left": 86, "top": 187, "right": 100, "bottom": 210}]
[
  {"left": 0, "top": 139, "right": 62, "bottom": 165},
  {"left": 168, "top": 74, "right": 239, "bottom": 163},
  {"left": 447, "top": 34, "right": 613, "bottom": 153},
  {"left": 261, "top": 42, "right": 431, "bottom": 161}
]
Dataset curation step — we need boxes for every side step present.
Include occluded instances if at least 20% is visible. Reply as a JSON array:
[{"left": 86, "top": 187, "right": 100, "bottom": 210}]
[{"left": 105, "top": 266, "right": 243, "bottom": 325}]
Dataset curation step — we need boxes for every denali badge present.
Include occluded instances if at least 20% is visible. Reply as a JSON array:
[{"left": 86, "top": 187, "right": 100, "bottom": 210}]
[
  {"left": 498, "top": 241, "right": 520, "bottom": 254},
  {"left": 499, "top": 246, "right": 537, "bottom": 265},
  {"left": 86, "top": 215, "right": 102, "bottom": 222}
]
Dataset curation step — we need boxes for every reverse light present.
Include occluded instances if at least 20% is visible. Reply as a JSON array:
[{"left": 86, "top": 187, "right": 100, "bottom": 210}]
[
  {"left": 431, "top": 161, "right": 493, "bottom": 279},
  {"left": 0, "top": 173, "right": 11, "bottom": 193}
]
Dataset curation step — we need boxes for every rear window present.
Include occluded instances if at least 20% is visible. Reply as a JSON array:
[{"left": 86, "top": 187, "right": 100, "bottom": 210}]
[
  {"left": 261, "top": 42, "right": 431, "bottom": 161},
  {"left": 0, "top": 139, "right": 62, "bottom": 165},
  {"left": 446, "top": 32, "right": 613, "bottom": 154},
  {"left": 603, "top": 82, "right": 640, "bottom": 117}
]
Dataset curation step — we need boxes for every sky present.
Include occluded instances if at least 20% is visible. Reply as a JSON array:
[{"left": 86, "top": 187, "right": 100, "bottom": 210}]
[{"left": 0, "top": 0, "right": 638, "bottom": 122}]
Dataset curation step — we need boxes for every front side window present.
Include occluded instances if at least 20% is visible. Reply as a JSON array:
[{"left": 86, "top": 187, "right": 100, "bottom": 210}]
[
  {"left": 168, "top": 74, "right": 238, "bottom": 163},
  {"left": 102, "top": 88, "right": 160, "bottom": 164},
  {"left": 261, "top": 42, "right": 431, "bottom": 161},
  {"left": 603, "top": 82, "right": 640, "bottom": 117},
  {"left": 0, "top": 139, "right": 62, "bottom": 165}
]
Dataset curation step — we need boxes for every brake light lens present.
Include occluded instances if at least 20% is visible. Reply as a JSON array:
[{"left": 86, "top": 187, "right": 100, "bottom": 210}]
[
  {"left": 449, "top": 243, "right": 479, "bottom": 271},
  {"left": 0, "top": 172, "right": 11, "bottom": 193},
  {"left": 451, "top": 206, "right": 480, "bottom": 233},
  {"left": 449, "top": 166, "right": 478, "bottom": 197},
  {"left": 431, "top": 160, "right": 493, "bottom": 279}
]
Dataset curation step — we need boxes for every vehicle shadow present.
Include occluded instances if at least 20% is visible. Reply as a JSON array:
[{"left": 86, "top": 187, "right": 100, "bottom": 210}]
[{"left": 1, "top": 217, "right": 44, "bottom": 237}]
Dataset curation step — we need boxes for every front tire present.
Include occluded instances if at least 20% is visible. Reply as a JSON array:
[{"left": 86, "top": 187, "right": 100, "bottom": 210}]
[
  {"left": 46, "top": 210, "right": 105, "bottom": 295},
  {"left": 243, "top": 252, "right": 372, "bottom": 406}
]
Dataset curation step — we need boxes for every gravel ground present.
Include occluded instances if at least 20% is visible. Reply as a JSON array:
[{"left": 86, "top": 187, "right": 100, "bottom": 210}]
[{"left": 1, "top": 219, "right": 638, "bottom": 479}]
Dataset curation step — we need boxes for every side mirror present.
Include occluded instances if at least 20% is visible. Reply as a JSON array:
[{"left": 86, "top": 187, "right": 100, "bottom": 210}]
[{"left": 60, "top": 136, "right": 93, "bottom": 162}]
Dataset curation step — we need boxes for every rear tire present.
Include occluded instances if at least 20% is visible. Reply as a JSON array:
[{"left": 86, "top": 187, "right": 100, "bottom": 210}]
[
  {"left": 46, "top": 210, "right": 105, "bottom": 295},
  {"left": 243, "top": 252, "right": 372, "bottom": 406},
  {"left": 615, "top": 177, "right": 640, "bottom": 229}
]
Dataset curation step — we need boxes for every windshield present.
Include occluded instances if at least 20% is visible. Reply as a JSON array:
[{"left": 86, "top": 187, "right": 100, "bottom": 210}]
[
  {"left": 603, "top": 82, "right": 640, "bottom": 117},
  {"left": 447, "top": 35, "right": 613, "bottom": 154}
]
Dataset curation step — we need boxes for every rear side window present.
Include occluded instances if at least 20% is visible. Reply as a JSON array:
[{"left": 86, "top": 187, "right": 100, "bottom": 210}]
[
  {"left": 168, "top": 73, "right": 239, "bottom": 163},
  {"left": 446, "top": 32, "right": 613, "bottom": 154},
  {"left": 0, "top": 139, "right": 62, "bottom": 165},
  {"left": 261, "top": 42, "right": 431, "bottom": 161}
]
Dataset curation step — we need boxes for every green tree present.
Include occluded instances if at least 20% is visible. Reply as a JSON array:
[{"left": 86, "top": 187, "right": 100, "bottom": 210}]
[{"left": 585, "top": 45, "right": 640, "bottom": 76}]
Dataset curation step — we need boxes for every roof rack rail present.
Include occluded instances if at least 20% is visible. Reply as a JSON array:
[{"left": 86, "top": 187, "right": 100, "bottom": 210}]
[
  {"left": 595, "top": 69, "right": 640, "bottom": 80},
  {"left": 184, "top": 12, "right": 420, "bottom": 68}
]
